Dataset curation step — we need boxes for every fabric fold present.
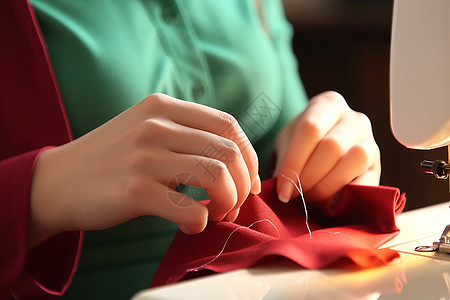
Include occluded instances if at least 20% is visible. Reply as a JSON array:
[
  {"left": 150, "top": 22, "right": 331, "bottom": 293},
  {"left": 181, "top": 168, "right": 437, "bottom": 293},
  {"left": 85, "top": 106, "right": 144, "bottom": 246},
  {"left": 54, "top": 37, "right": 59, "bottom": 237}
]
[{"left": 151, "top": 179, "right": 406, "bottom": 287}]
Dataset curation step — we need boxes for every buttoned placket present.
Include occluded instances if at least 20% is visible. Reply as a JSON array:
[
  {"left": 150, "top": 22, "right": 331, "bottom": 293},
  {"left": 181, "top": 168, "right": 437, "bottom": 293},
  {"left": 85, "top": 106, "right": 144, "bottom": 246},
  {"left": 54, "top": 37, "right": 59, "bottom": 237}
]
[{"left": 144, "top": 0, "right": 215, "bottom": 105}]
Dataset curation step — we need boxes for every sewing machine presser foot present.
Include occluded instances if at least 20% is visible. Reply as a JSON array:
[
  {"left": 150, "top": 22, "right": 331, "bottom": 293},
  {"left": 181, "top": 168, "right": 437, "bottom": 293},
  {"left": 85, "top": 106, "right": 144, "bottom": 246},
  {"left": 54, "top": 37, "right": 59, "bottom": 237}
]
[{"left": 415, "top": 225, "right": 450, "bottom": 254}]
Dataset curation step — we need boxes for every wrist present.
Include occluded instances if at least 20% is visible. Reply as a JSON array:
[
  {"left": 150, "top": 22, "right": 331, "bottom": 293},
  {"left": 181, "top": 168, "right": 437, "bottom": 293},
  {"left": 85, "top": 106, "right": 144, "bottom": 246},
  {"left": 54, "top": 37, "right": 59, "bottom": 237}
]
[{"left": 29, "top": 147, "right": 66, "bottom": 248}]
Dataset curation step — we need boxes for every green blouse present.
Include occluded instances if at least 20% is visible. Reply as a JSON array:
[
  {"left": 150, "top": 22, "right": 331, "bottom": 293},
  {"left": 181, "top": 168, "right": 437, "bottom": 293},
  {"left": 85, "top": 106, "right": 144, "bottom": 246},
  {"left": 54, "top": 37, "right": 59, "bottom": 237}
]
[{"left": 30, "top": 0, "right": 308, "bottom": 299}]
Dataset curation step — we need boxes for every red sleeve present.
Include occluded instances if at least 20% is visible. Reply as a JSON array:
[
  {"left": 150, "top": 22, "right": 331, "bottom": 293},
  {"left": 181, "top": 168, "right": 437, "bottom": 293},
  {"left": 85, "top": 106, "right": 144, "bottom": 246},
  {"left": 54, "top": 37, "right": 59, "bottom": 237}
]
[
  {"left": 0, "top": 0, "right": 84, "bottom": 297},
  {"left": 0, "top": 0, "right": 83, "bottom": 297},
  {"left": 0, "top": 149, "right": 82, "bottom": 299}
]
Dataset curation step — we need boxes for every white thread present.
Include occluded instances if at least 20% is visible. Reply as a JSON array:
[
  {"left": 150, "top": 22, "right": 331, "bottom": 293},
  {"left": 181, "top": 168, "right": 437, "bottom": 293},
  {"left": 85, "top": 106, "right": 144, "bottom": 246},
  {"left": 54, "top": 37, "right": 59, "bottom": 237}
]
[
  {"left": 280, "top": 172, "right": 312, "bottom": 239},
  {"left": 186, "top": 218, "right": 280, "bottom": 272}
]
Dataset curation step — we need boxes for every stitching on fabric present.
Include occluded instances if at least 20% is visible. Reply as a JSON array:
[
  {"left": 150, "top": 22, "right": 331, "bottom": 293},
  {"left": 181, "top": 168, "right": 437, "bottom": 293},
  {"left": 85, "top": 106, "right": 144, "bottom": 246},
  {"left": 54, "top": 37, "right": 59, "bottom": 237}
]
[{"left": 186, "top": 218, "right": 280, "bottom": 272}]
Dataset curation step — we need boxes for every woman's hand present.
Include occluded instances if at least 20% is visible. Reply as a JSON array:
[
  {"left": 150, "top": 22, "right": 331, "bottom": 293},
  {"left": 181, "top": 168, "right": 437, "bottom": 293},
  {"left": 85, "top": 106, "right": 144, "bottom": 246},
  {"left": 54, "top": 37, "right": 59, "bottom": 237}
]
[
  {"left": 274, "top": 91, "right": 381, "bottom": 203},
  {"left": 30, "top": 93, "right": 260, "bottom": 247}
]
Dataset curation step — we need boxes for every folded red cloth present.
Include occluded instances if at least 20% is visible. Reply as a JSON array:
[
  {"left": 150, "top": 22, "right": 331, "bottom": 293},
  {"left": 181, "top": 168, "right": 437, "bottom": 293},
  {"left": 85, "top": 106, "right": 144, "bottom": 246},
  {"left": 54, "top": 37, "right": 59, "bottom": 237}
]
[{"left": 151, "top": 179, "right": 406, "bottom": 287}]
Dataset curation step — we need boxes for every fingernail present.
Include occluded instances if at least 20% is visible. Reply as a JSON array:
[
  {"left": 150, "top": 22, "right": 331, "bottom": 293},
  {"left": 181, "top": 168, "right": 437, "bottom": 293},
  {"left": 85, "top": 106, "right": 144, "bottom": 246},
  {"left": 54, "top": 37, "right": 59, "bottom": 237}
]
[
  {"left": 212, "top": 213, "right": 227, "bottom": 222},
  {"left": 279, "top": 182, "right": 293, "bottom": 203},
  {"left": 178, "top": 224, "right": 190, "bottom": 234},
  {"left": 224, "top": 208, "right": 240, "bottom": 223},
  {"left": 251, "top": 174, "right": 261, "bottom": 195}
]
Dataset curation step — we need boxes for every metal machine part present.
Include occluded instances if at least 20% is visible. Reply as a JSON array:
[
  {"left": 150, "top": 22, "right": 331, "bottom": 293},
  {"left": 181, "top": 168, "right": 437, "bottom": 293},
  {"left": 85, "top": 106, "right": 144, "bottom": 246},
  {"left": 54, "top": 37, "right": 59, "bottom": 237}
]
[
  {"left": 415, "top": 225, "right": 450, "bottom": 254},
  {"left": 391, "top": 0, "right": 450, "bottom": 256},
  {"left": 420, "top": 160, "right": 450, "bottom": 180}
]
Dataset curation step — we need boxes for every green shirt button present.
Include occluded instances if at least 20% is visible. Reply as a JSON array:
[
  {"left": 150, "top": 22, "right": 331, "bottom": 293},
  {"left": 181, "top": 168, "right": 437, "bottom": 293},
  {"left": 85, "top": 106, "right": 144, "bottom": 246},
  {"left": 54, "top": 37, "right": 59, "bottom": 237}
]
[
  {"left": 192, "top": 82, "right": 205, "bottom": 100},
  {"left": 162, "top": 5, "right": 178, "bottom": 23}
]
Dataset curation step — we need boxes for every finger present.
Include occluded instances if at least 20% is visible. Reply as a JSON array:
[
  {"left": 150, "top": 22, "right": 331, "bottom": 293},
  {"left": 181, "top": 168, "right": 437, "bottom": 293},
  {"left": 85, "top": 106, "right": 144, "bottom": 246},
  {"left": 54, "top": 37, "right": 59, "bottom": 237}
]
[
  {"left": 168, "top": 156, "right": 239, "bottom": 221},
  {"left": 352, "top": 166, "right": 381, "bottom": 186},
  {"left": 143, "top": 94, "right": 260, "bottom": 195},
  {"left": 130, "top": 180, "right": 209, "bottom": 234},
  {"left": 138, "top": 119, "right": 250, "bottom": 220},
  {"left": 275, "top": 92, "right": 347, "bottom": 202},
  {"left": 212, "top": 117, "right": 260, "bottom": 195},
  {"left": 306, "top": 141, "right": 380, "bottom": 201},
  {"left": 224, "top": 207, "right": 240, "bottom": 223},
  {"left": 300, "top": 112, "right": 373, "bottom": 192},
  {"left": 152, "top": 121, "right": 252, "bottom": 214},
  {"left": 134, "top": 149, "right": 238, "bottom": 221}
]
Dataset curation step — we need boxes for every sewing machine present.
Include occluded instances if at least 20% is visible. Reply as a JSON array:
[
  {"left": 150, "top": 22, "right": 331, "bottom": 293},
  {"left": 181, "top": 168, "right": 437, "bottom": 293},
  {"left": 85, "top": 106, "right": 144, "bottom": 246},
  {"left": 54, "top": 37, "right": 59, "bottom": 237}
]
[
  {"left": 131, "top": 1, "right": 450, "bottom": 299},
  {"left": 390, "top": 0, "right": 450, "bottom": 254}
]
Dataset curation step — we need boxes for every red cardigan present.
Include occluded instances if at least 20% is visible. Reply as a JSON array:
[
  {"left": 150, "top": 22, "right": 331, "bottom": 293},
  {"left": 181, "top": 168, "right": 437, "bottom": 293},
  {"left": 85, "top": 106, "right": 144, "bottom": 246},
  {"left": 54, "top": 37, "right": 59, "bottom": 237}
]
[{"left": 0, "top": 1, "right": 82, "bottom": 298}]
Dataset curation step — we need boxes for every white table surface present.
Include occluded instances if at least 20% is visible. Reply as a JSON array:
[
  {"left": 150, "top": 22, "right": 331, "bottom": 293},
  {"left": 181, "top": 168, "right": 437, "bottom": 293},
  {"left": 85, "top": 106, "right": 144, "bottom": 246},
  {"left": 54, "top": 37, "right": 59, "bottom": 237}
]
[{"left": 132, "top": 201, "right": 450, "bottom": 300}]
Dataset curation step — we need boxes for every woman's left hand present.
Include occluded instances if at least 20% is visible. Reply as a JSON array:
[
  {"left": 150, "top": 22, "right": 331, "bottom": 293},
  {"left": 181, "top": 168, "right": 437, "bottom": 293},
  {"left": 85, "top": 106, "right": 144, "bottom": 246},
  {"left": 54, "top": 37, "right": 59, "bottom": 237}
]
[{"left": 274, "top": 91, "right": 381, "bottom": 203}]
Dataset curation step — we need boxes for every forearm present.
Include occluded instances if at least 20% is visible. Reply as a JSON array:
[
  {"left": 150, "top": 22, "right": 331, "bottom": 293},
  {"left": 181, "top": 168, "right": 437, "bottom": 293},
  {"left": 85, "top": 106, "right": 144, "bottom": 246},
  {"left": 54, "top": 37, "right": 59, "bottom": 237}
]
[{"left": 0, "top": 148, "right": 82, "bottom": 298}]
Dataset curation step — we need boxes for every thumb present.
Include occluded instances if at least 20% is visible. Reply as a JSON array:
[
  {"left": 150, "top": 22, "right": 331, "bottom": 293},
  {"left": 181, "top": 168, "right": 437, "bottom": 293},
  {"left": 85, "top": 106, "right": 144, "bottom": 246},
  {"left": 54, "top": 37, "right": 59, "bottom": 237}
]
[
  {"left": 161, "top": 189, "right": 209, "bottom": 234},
  {"left": 139, "top": 183, "right": 209, "bottom": 234}
]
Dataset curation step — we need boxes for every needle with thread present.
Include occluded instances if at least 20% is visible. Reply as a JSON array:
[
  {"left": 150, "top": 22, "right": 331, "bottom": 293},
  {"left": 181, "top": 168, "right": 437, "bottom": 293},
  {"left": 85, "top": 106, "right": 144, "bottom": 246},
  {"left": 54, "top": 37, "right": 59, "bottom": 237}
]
[{"left": 280, "top": 173, "right": 312, "bottom": 239}]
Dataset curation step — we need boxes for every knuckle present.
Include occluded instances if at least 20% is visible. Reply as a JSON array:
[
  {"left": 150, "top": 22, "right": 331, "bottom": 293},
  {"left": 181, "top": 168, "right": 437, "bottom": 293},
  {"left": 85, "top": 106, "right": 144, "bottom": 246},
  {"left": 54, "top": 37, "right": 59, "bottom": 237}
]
[
  {"left": 220, "top": 139, "right": 240, "bottom": 162},
  {"left": 138, "top": 118, "right": 168, "bottom": 139},
  {"left": 122, "top": 176, "right": 147, "bottom": 207},
  {"left": 141, "top": 93, "right": 174, "bottom": 111},
  {"left": 149, "top": 92, "right": 169, "bottom": 105},
  {"left": 350, "top": 144, "right": 373, "bottom": 167},
  {"left": 356, "top": 112, "right": 372, "bottom": 130},
  {"left": 127, "top": 150, "right": 154, "bottom": 174},
  {"left": 141, "top": 93, "right": 161, "bottom": 109},
  {"left": 213, "top": 160, "right": 228, "bottom": 175},
  {"left": 197, "top": 157, "right": 229, "bottom": 184},
  {"left": 208, "top": 160, "right": 229, "bottom": 183},
  {"left": 322, "top": 90, "right": 341, "bottom": 98},
  {"left": 224, "top": 113, "right": 239, "bottom": 127},
  {"left": 297, "top": 118, "right": 322, "bottom": 140},
  {"left": 311, "top": 91, "right": 350, "bottom": 113},
  {"left": 322, "top": 91, "right": 346, "bottom": 105},
  {"left": 321, "top": 137, "right": 345, "bottom": 156},
  {"left": 220, "top": 113, "right": 240, "bottom": 134}
]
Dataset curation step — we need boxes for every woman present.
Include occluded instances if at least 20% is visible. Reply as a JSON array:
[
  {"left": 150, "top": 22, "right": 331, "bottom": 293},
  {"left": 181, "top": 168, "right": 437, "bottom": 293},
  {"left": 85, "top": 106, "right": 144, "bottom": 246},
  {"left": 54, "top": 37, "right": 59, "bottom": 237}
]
[{"left": 0, "top": 0, "right": 380, "bottom": 299}]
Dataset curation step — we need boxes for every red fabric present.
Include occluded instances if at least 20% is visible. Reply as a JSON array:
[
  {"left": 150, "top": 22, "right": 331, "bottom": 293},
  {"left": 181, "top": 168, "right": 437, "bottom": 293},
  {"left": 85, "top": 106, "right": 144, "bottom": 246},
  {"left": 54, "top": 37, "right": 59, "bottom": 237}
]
[
  {"left": 0, "top": 0, "right": 82, "bottom": 298},
  {"left": 151, "top": 179, "right": 405, "bottom": 287}
]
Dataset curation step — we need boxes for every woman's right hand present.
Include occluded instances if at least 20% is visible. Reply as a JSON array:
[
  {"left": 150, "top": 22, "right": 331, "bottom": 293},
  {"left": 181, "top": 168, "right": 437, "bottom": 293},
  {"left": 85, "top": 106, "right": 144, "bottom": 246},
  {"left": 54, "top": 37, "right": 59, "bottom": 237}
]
[{"left": 29, "top": 93, "right": 260, "bottom": 247}]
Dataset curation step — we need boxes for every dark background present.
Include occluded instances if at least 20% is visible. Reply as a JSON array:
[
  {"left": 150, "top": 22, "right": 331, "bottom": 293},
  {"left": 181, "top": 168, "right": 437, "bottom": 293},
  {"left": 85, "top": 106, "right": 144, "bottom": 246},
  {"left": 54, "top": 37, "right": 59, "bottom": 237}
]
[{"left": 283, "top": 0, "right": 450, "bottom": 210}]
